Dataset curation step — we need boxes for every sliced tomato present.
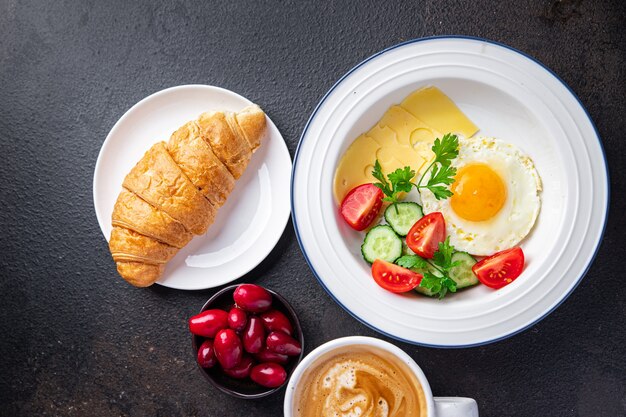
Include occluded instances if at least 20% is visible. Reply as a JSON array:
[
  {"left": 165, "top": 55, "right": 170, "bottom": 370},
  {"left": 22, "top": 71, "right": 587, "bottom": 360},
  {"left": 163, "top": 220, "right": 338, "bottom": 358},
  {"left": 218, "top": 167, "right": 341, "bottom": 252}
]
[
  {"left": 340, "top": 183, "right": 384, "bottom": 231},
  {"left": 405, "top": 212, "right": 445, "bottom": 259},
  {"left": 371, "top": 260, "right": 422, "bottom": 293},
  {"left": 472, "top": 247, "right": 525, "bottom": 289}
]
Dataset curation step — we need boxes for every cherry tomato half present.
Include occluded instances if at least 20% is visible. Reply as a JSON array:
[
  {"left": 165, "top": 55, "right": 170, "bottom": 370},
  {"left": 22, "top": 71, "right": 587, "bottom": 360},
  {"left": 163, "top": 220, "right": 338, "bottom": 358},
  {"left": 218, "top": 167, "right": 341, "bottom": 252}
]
[
  {"left": 406, "top": 212, "right": 445, "bottom": 259},
  {"left": 472, "top": 247, "right": 525, "bottom": 289},
  {"left": 340, "top": 183, "right": 384, "bottom": 231},
  {"left": 371, "top": 260, "right": 422, "bottom": 293}
]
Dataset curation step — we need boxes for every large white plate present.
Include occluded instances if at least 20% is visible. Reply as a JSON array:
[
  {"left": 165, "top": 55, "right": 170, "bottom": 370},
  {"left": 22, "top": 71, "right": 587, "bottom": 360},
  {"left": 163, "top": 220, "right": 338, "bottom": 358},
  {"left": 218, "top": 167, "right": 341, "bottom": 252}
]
[
  {"left": 94, "top": 85, "right": 291, "bottom": 290},
  {"left": 292, "top": 37, "right": 609, "bottom": 347}
]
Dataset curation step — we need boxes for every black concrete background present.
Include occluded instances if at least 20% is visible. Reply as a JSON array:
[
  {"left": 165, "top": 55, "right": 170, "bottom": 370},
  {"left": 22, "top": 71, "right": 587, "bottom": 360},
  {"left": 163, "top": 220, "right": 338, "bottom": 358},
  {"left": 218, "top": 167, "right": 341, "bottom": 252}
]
[{"left": 1, "top": 0, "right": 624, "bottom": 416}]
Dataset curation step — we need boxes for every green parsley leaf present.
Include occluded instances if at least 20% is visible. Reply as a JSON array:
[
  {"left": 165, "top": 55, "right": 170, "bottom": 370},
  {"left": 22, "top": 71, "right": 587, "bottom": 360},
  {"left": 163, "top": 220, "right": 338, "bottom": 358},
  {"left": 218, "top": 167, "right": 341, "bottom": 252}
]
[
  {"left": 418, "top": 237, "right": 459, "bottom": 299},
  {"left": 426, "top": 185, "right": 453, "bottom": 200},
  {"left": 371, "top": 161, "right": 416, "bottom": 205},
  {"left": 428, "top": 164, "right": 457, "bottom": 186},
  {"left": 420, "top": 272, "right": 443, "bottom": 293},
  {"left": 387, "top": 166, "right": 415, "bottom": 194},
  {"left": 432, "top": 237, "right": 456, "bottom": 270},
  {"left": 419, "top": 272, "right": 458, "bottom": 299},
  {"left": 395, "top": 255, "right": 429, "bottom": 270},
  {"left": 432, "top": 133, "right": 459, "bottom": 166},
  {"left": 372, "top": 160, "right": 392, "bottom": 197},
  {"left": 442, "top": 277, "right": 457, "bottom": 293},
  {"left": 414, "top": 133, "right": 460, "bottom": 200}
]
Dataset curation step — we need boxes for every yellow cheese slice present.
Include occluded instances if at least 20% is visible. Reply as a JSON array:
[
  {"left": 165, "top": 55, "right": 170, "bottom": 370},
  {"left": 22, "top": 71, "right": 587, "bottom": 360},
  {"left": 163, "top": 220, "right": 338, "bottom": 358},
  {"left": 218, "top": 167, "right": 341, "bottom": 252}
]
[
  {"left": 333, "top": 134, "right": 381, "bottom": 202},
  {"left": 400, "top": 86, "right": 478, "bottom": 138},
  {"left": 377, "top": 106, "right": 437, "bottom": 147},
  {"left": 367, "top": 122, "right": 431, "bottom": 179},
  {"left": 333, "top": 125, "right": 430, "bottom": 203}
]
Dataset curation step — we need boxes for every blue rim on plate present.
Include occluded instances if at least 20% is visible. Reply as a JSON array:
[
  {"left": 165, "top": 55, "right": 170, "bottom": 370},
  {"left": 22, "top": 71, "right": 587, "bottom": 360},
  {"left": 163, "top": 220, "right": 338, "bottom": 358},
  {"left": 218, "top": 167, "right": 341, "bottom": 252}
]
[{"left": 290, "top": 35, "right": 610, "bottom": 349}]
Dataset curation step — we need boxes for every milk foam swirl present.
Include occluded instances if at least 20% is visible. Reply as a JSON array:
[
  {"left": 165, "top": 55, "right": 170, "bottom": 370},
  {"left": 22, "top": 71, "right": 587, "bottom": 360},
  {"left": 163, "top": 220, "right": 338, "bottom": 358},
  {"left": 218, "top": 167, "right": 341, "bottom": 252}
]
[{"left": 295, "top": 349, "right": 426, "bottom": 417}]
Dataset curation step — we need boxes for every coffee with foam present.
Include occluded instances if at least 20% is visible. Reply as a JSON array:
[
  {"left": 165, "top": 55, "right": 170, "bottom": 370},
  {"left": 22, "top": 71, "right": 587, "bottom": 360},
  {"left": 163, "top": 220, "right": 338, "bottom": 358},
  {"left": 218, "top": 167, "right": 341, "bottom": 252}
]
[{"left": 293, "top": 345, "right": 427, "bottom": 417}]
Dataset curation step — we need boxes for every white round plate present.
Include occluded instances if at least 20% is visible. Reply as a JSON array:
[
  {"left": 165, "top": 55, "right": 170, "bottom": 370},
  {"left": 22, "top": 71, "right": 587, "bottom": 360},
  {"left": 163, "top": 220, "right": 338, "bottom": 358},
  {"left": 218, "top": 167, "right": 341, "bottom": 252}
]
[
  {"left": 94, "top": 85, "right": 292, "bottom": 290},
  {"left": 292, "top": 36, "right": 609, "bottom": 347}
]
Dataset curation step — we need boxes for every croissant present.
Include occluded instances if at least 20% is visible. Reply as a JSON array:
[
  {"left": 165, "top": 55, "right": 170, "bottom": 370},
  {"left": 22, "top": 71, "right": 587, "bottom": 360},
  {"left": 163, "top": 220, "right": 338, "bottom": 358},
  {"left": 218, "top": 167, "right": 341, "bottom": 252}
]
[{"left": 109, "top": 104, "right": 267, "bottom": 287}]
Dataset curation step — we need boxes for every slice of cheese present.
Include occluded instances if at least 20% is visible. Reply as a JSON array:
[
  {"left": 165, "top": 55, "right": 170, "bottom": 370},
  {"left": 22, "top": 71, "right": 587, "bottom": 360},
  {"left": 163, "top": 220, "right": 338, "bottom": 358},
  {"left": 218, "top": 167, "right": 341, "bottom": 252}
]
[
  {"left": 368, "top": 122, "right": 432, "bottom": 179},
  {"left": 333, "top": 134, "right": 381, "bottom": 202},
  {"left": 376, "top": 144, "right": 427, "bottom": 177},
  {"left": 334, "top": 123, "right": 431, "bottom": 203},
  {"left": 333, "top": 86, "right": 478, "bottom": 203},
  {"left": 400, "top": 86, "right": 478, "bottom": 138},
  {"left": 377, "top": 106, "right": 434, "bottom": 147}
]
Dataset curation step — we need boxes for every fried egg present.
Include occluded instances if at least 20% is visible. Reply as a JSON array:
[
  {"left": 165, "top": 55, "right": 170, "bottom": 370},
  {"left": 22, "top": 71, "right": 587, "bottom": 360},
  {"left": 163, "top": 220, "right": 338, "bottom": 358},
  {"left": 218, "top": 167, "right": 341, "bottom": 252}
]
[{"left": 420, "top": 136, "right": 542, "bottom": 256}]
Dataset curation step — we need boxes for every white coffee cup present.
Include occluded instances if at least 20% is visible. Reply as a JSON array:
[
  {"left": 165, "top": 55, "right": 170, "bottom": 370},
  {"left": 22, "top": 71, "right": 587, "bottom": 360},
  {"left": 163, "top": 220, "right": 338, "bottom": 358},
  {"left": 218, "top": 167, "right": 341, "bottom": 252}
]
[{"left": 284, "top": 336, "right": 478, "bottom": 417}]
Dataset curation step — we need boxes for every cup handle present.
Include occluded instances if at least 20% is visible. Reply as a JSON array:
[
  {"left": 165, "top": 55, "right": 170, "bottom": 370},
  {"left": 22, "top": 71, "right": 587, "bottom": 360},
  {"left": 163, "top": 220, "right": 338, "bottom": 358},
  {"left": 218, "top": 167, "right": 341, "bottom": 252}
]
[{"left": 434, "top": 397, "right": 479, "bottom": 417}]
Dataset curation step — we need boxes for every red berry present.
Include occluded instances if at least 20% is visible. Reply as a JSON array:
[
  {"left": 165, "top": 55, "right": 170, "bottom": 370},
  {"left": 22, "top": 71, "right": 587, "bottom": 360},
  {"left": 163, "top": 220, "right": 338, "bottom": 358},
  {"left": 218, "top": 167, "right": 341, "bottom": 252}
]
[
  {"left": 196, "top": 339, "right": 217, "bottom": 368},
  {"left": 222, "top": 355, "right": 254, "bottom": 379},
  {"left": 254, "top": 347, "right": 289, "bottom": 365},
  {"left": 213, "top": 329, "right": 242, "bottom": 369},
  {"left": 250, "top": 363, "right": 287, "bottom": 388},
  {"left": 188, "top": 309, "right": 229, "bottom": 338},
  {"left": 260, "top": 310, "right": 293, "bottom": 336},
  {"left": 243, "top": 316, "right": 265, "bottom": 354},
  {"left": 233, "top": 284, "right": 272, "bottom": 313},
  {"left": 228, "top": 307, "right": 248, "bottom": 332},
  {"left": 266, "top": 331, "right": 301, "bottom": 356}
]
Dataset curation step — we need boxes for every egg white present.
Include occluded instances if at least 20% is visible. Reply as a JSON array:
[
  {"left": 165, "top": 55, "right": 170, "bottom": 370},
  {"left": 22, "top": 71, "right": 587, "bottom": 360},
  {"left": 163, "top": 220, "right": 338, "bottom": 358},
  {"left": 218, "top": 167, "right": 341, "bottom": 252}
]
[{"left": 420, "top": 136, "right": 542, "bottom": 256}]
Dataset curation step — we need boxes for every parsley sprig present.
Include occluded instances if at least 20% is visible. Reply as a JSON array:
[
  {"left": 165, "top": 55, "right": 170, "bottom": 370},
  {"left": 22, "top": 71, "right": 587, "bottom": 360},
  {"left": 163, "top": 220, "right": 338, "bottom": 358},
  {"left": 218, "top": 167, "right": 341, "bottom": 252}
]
[
  {"left": 396, "top": 254, "right": 429, "bottom": 270},
  {"left": 395, "top": 237, "right": 460, "bottom": 299},
  {"left": 371, "top": 161, "right": 415, "bottom": 205},
  {"left": 371, "top": 133, "right": 459, "bottom": 203},
  {"left": 414, "top": 133, "right": 459, "bottom": 200}
]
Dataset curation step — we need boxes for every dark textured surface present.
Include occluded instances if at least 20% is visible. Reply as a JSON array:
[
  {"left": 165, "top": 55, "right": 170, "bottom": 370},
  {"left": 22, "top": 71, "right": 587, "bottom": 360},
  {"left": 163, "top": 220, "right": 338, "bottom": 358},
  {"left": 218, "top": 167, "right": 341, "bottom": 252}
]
[{"left": 0, "top": 0, "right": 625, "bottom": 416}]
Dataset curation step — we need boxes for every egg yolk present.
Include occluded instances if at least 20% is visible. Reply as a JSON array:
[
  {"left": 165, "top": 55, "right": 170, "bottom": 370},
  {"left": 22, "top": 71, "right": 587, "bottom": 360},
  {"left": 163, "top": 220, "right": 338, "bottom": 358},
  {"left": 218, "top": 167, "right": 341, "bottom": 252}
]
[{"left": 450, "top": 163, "right": 506, "bottom": 222}]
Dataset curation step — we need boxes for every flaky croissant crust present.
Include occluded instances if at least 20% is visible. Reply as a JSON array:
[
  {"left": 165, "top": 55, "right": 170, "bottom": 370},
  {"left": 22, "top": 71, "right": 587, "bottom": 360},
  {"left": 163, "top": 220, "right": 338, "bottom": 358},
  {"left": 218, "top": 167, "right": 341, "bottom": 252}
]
[{"left": 109, "top": 104, "right": 267, "bottom": 287}]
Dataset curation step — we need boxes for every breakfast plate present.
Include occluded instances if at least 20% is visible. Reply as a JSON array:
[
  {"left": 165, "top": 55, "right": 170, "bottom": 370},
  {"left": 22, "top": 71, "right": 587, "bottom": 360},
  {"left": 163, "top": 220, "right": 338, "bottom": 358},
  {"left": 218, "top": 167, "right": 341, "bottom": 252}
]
[
  {"left": 94, "top": 85, "right": 292, "bottom": 290},
  {"left": 291, "top": 36, "right": 609, "bottom": 347}
]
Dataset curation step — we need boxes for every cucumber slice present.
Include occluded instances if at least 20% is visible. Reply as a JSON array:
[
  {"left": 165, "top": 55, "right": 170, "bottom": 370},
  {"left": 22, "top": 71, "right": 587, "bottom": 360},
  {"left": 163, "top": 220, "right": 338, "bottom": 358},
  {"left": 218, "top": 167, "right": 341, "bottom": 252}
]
[
  {"left": 361, "top": 225, "right": 402, "bottom": 263},
  {"left": 402, "top": 241, "right": 415, "bottom": 256},
  {"left": 414, "top": 285, "right": 437, "bottom": 297},
  {"left": 412, "top": 252, "right": 478, "bottom": 296},
  {"left": 411, "top": 263, "right": 440, "bottom": 297},
  {"left": 384, "top": 202, "right": 423, "bottom": 236},
  {"left": 449, "top": 252, "right": 479, "bottom": 289}
]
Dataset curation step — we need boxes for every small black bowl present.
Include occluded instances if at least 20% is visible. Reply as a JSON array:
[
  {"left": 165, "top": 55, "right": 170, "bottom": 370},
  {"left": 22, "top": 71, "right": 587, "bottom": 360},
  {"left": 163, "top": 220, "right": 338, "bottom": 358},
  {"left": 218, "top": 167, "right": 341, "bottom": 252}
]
[{"left": 191, "top": 284, "right": 304, "bottom": 399}]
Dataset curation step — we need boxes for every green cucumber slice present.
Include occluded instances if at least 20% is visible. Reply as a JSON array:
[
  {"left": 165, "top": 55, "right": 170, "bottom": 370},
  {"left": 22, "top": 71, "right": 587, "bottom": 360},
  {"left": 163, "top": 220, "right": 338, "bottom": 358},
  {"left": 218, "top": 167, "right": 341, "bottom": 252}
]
[
  {"left": 411, "top": 263, "right": 441, "bottom": 297},
  {"left": 384, "top": 202, "right": 423, "bottom": 236},
  {"left": 449, "top": 252, "right": 479, "bottom": 289},
  {"left": 361, "top": 225, "right": 402, "bottom": 263}
]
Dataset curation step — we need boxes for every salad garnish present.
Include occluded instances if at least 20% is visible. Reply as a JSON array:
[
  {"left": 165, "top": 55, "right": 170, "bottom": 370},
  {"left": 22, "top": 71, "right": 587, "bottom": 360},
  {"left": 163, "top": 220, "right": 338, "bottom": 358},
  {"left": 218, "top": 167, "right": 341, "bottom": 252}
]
[{"left": 396, "top": 237, "right": 460, "bottom": 299}]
